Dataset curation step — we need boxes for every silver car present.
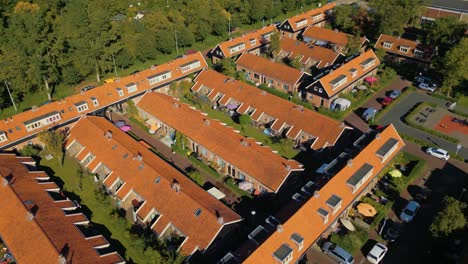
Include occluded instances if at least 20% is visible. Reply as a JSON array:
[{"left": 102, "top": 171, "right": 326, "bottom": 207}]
[
  {"left": 389, "top": 90, "right": 402, "bottom": 99},
  {"left": 322, "top": 241, "right": 354, "bottom": 264}
]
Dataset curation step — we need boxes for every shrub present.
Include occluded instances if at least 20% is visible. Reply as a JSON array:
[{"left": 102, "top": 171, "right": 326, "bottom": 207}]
[
  {"left": 19, "top": 144, "right": 42, "bottom": 157},
  {"left": 330, "top": 228, "right": 368, "bottom": 254},
  {"left": 187, "top": 169, "right": 205, "bottom": 186}
]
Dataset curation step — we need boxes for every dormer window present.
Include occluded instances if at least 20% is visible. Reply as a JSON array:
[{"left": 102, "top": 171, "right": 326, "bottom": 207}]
[
  {"left": 0, "top": 131, "right": 7, "bottom": 142},
  {"left": 74, "top": 101, "right": 89, "bottom": 113},
  {"left": 360, "top": 58, "right": 376, "bottom": 70},
  {"left": 116, "top": 88, "right": 124, "bottom": 97},
  {"left": 383, "top": 42, "right": 392, "bottom": 49},
  {"left": 376, "top": 138, "right": 399, "bottom": 163},
  {"left": 229, "top": 43, "right": 246, "bottom": 54},
  {"left": 329, "top": 75, "right": 347, "bottom": 90},
  {"left": 273, "top": 243, "right": 293, "bottom": 264},
  {"left": 126, "top": 82, "right": 137, "bottom": 93},
  {"left": 326, "top": 194, "right": 342, "bottom": 215},
  {"left": 317, "top": 207, "right": 329, "bottom": 224},
  {"left": 347, "top": 163, "right": 374, "bottom": 193},
  {"left": 180, "top": 60, "right": 201, "bottom": 73},
  {"left": 250, "top": 38, "right": 257, "bottom": 46},
  {"left": 414, "top": 49, "right": 424, "bottom": 57},
  {"left": 399, "top": 46, "right": 409, "bottom": 53},
  {"left": 295, "top": 19, "right": 307, "bottom": 28},
  {"left": 291, "top": 233, "right": 304, "bottom": 251},
  {"left": 312, "top": 14, "right": 322, "bottom": 21},
  {"left": 91, "top": 97, "right": 99, "bottom": 107},
  {"left": 349, "top": 68, "right": 358, "bottom": 78}
]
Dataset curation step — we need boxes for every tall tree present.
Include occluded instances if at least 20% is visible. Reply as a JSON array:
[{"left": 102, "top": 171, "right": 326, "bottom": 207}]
[
  {"left": 430, "top": 196, "right": 467, "bottom": 238},
  {"left": 426, "top": 17, "right": 467, "bottom": 55},
  {"left": 439, "top": 38, "right": 468, "bottom": 97}
]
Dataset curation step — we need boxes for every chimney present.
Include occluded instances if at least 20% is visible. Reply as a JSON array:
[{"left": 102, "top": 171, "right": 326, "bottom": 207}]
[
  {"left": 340, "top": 122, "right": 345, "bottom": 128},
  {"left": 172, "top": 102, "right": 180, "bottom": 109},
  {"left": 134, "top": 152, "right": 143, "bottom": 162},
  {"left": 285, "top": 164, "right": 291, "bottom": 171},
  {"left": 277, "top": 224, "right": 284, "bottom": 233},
  {"left": 104, "top": 130, "right": 113, "bottom": 140},
  {"left": 217, "top": 216, "right": 224, "bottom": 224},
  {"left": 58, "top": 254, "right": 67, "bottom": 264},
  {"left": 314, "top": 190, "right": 320, "bottom": 198},
  {"left": 80, "top": 90, "right": 85, "bottom": 95},
  {"left": 150, "top": 64, "right": 156, "bottom": 70},
  {"left": 204, "top": 118, "right": 211, "bottom": 126},
  {"left": 2, "top": 178, "right": 9, "bottom": 186},
  {"left": 375, "top": 133, "right": 381, "bottom": 140},
  {"left": 116, "top": 78, "right": 121, "bottom": 83},
  {"left": 240, "top": 139, "right": 249, "bottom": 147},
  {"left": 261, "top": 90, "right": 267, "bottom": 95},
  {"left": 347, "top": 159, "right": 353, "bottom": 167},
  {"left": 172, "top": 180, "right": 181, "bottom": 193},
  {"left": 26, "top": 211, "right": 35, "bottom": 221},
  {"left": 32, "top": 106, "right": 38, "bottom": 112}
]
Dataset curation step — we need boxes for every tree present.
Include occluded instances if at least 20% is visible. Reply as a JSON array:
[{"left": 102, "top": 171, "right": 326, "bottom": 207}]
[
  {"left": 187, "top": 169, "right": 205, "bottom": 186},
  {"left": 332, "top": 5, "right": 355, "bottom": 32},
  {"left": 38, "top": 130, "right": 65, "bottom": 163},
  {"left": 238, "top": 114, "right": 252, "bottom": 130},
  {"left": 289, "top": 56, "right": 302, "bottom": 70},
  {"left": 426, "top": 17, "right": 467, "bottom": 55},
  {"left": 439, "top": 38, "right": 468, "bottom": 96},
  {"left": 430, "top": 196, "right": 467, "bottom": 238},
  {"left": 268, "top": 32, "right": 280, "bottom": 56},
  {"left": 216, "top": 58, "right": 236, "bottom": 77},
  {"left": 345, "top": 33, "right": 362, "bottom": 55},
  {"left": 19, "top": 144, "right": 42, "bottom": 157}
]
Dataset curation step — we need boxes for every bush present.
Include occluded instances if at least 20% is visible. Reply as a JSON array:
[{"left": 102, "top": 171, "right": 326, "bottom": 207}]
[
  {"left": 360, "top": 197, "right": 394, "bottom": 229},
  {"left": 330, "top": 228, "right": 369, "bottom": 254},
  {"left": 187, "top": 169, "right": 205, "bottom": 186},
  {"left": 19, "top": 144, "right": 42, "bottom": 157}
]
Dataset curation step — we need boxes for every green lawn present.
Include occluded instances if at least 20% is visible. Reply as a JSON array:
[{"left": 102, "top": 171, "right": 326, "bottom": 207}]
[
  {"left": 457, "top": 96, "right": 468, "bottom": 108},
  {"left": 38, "top": 156, "right": 150, "bottom": 263}
]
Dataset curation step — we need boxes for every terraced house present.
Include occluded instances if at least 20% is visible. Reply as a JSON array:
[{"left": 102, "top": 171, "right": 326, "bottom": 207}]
[
  {"left": 0, "top": 154, "right": 125, "bottom": 264},
  {"left": 278, "top": 3, "right": 336, "bottom": 39},
  {"left": 302, "top": 26, "right": 368, "bottom": 54},
  {"left": 219, "top": 125, "right": 404, "bottom": 264},
  {"left": 0, "top": 52, "right": 207, "bottom": 150},
  {"left": 136, "top": 92, "right": 304, "bottom": 194},
  {"left": 305, "top": 50, "right": 380, "bottom": 108},
  {"left": 236, "top": 53, "right": 311, "bottom": 94},
  {"left": 191, "top": 70, "right": 350, "bottom": 152},
  {"left": 209, "top": 25, "right": 277, "bottom": 64},
  {"left": 374, "top": 34, "right": 434, "bottom": 64},
  {"left": 65, "top": 116, "right": 242, "bottom": 257},
  {"left": 276, "top": 38, "right": 343, "bottom": 70}
]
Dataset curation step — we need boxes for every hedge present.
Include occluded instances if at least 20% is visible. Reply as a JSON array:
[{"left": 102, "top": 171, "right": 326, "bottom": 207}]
[
  {"left": 404, "top": 102, "right": 460, "bottom": 143},
  {"left": 330, "top": 228, "right": 369, "bottom": 254}
]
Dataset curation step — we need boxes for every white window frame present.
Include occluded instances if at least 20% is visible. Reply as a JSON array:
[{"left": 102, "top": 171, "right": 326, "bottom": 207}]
[
  {"left": 399, "top": 46, "right": 409, "bottom": 53},
  {"left": 76, "top": 103, "right": 89, "bottom": 113},
  {"left": 0, "top": 133, "right": 7, "bottom": 142},
  {"left": 127, "top": 84, "right": 137, "bottom": 93},
  {"left": 383, "top": 42, "right": 392, "bottom": 49},
  {"left": 92, "top": 98, "right": 99, "bottom": 106},
  {"left": 414, "top": 49, "right": 424, "bottom": 57}
]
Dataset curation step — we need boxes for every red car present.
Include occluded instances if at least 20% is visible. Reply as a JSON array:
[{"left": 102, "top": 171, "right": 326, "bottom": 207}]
[{"left": 381, "top": 97, "right": 393, "bottom": 106}]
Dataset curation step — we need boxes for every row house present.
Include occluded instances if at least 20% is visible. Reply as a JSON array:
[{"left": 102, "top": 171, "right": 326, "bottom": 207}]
[
  {"left": 236, "top": 53, "right": 311, "bottom": 94},
  {"left": 420, "top": 0, "right": 468, "bottom": 24},
  {"left": 302, "top": 26, "right": 368, "bottom": 54},
  {"left": 222, "top": 125, "right": 404, "bottom": 264},
  {"left": 191, "top": 70, "right": 350, "bottom": 151},
  {"left": 65, "top": 116, "right": 242, "bottom": 257},
  {"left": 0, "top": 154, "right": 125, "bottom": 264},
  {"left": 210, "top": 25, "right": 277, "bottom": 64},
  {"left": 0, "top": 52, "right": 207, "bottom": 150},
  {"left": 276, "top": 38, "right": 343, "bottom": 70},
  {"left": 278, "top": 3, "right": 336, "bottom": 39},
  {"left": 374, "top": 34, "right": 434, "bottom": 64},
  {"left": 305, "top": 50, "right": 380, "bottom": 109},
  {"left": 135, "top": 91, "right": 304, "bottom": 194}
]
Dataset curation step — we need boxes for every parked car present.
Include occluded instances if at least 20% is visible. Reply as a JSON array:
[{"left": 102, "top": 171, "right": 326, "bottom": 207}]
[
  {"left": 415, "top": 76, "right": 432, "bottom": 84},
  {"left": 380, "top": 219, "right": 403, "bottom": 242},
  {"left": 400, "top": 200, "right": 420, "bottom": 222},
  {"left": 362, "top": 108, "right": 377, "bottom": 122},
  {"left": 418, "top": 82, "right": 436, "bottom": 92},
  {"left": 381, "top": 97, "right": 393, "bottom": 106},
  {"left": 425, "top": 147, "right": 450, "bottom": 160},
  {"left": 389, "top": 90, "right": 402, "bottom": 99},
  {"left": 367, "top": 243, "right": 388, "bottom": 264},
  {"left": 322, "top": 241, "right": 354, "bottom": 264}
]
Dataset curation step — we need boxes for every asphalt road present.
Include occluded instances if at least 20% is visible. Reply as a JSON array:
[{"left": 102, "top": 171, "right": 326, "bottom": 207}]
[{"left": 378, "top": 91, "right": 468, "bottom": 161}]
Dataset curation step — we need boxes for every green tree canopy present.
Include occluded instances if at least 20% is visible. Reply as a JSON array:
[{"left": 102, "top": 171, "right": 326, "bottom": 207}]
[
  {"left": 439, "top": 38, "right": 468, "bottom": 96},
  {"left": 430, "top": 196, "right": 467, "bottom": 238}
]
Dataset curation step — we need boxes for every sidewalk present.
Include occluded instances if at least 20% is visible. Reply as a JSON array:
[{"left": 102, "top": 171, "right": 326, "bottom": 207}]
[{"left": 111, "top": 112, "right": 240, "bottom": 204}]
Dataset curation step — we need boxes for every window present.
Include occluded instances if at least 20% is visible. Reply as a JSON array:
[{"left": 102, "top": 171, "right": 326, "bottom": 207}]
[
  {"left": 360, "top": 58, "right": 376, "bottom": 70},
  {"left": 82, "top": 152, "right": 95, "bottom": 166},
  {"left": 148, "top": 71, "right": 172, "bottom": 85},
  {"left": 291, "top": 233, "right": 304, "bottom": 250},
  {"left": 399, "top": 46, "right": 409, "bottom": 53},
  {"left": 180, "top": 60, "right": 201, "bottom": 73},
  {"left": 229, "top": 43, "right": 246, "bottom": 54},
  {"left": 326, "top": 194, "right": 342, "bottom": 215},
  {"left": 283, "top": 84, "right": 289, "bottom": 91},
  {"left": 273, "top": 244, "right": 293, "bottom": 264},
  {"left": 239, "top": 172, "right": 246, "bottom": 181},
  {"left": 126, "top": 83, "right": 137, "bottom": 93},
  {"left": 269, "top": 79, "right": 274, "bottom": 85},
  {"left": 194, "top": 208, "right": 202, "bottom": 217},
  {"left": 414, "top": 49, "right": 424, "bottom": 57},
  {"left": 295, "top": 19, "right": 307, "bottom": 28},
  {"left": 312, "top": 14, "right": 322, "bottom": 21},
  {"left": 200, "top": 148, "right": 207, "bottom": 156},
  {"left": 349, "top": 68, "right": 358, "bottom": 78},
  {"left": 217, "top": 159, "right": 225, "bottom": 168},
  {"left": 154, "top": 177, "right": 160, "bottom": 183},
  {"left": 75, "top": 102, "right": 89, "bottom": 113},
  {"left": 347, "top": 163, "right": 374, "bottom": 193},
  {"left": 0, "top": 132, "right": 7, "bottom": 142},
  {"left": 383, "top": 42, "right": 392, "bottom": 49},
  {"left": 317, "top": 207, "right": 329, "bottom": 224},
  {"left": 254, "top": 73, "right": 260, "bottom": 79},
  {"left": 250, "top": 39, "right": 257, "bottom": 46},
  {"left": 116, "top": 88, "right": 124, "bottom": 97},
  {"left": 91, "top": 97, "right": 99, "bottom": 106},
  {"left": 376, "top": 138, "right": 399, "bottom": 163},
  {"left": 308, "top": 94, "right": 313, "bottom": 99},
  {"left": 329, "top": 75, "right": 348, "bottom": 90}
]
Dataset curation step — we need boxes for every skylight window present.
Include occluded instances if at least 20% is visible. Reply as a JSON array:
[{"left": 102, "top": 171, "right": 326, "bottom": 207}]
[{"left": 194, "top": 208, "right": 202, "bottom": 217}]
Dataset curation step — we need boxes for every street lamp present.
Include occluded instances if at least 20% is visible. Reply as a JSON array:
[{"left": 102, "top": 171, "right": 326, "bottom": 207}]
[
  {"left": 174, "top": 30, "right": 179, "bottom": 55},
  {"left": 459, "top": 188, "right": 467, "bottom": 200},
  {"left": 4, "top": 81, "right": 17, "bottom": 112},
  {"left": 251, "top": 210, "right": 256, "bottom": 225}
]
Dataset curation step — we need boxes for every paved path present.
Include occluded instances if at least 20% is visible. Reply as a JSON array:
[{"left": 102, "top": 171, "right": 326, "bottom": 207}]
[
  {"left": 378, "top": 91, "right": 468, "bottom": 160},
  {"left": 110, "top": 112, "right": 241, "bottom": 204},
  {"left": 345, "top": 76, "right": 410, "bottom": 132}
]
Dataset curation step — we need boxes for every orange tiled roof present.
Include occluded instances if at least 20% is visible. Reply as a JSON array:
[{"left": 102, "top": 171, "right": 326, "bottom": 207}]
[
  {"left": 278, "top": 38, "right": 342, "bottom": 68},
  {"left": 302, "top": 26, "right": 368, "bottom": 48},
  {"left": 422, "top": 6, "right": 464, "bottom": 19},
  {"left": 137, "top": 92, "right": 304, "bottom": 192},
  {"left": 315, "top": 49, "right": 380, "bottom": 96},
  {"left": 282, "top": 3, "right": 336, "bottom": 32},
  {"left": 0, "top": 154, "right": 124, "bottom": 264},
  {"left": 212, "top": 25, "right": 278, "bottom": 58},
  {"left": 374, "top": 34, "right": 433, "bottom": 62},
  {"left": 66, "top": 116, "right": 242, "bottom": 255},
  {"left": 191, "top": 70, "right": 348, "bottom": 150},
  {"left": 0, "top": 52, "right": 207, "bottom": 149},
  {"left": 236, "top": 53, "right": 308, "bottom": 86},
  {"left": 242, "top": 125, "right": 405, "bottom": 264}
]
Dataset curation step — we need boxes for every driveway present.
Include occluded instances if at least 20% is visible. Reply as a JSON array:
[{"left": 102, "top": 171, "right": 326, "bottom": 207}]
[
  {"left": 378, "top": 91, "right": 468, "bottom": 160},
  {"left": 345, "top": 76, "right": 411, "bottom": 132}
]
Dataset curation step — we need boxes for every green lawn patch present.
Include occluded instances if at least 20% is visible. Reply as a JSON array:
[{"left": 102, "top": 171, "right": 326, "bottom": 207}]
[
  {"left": 404, "top": 102, "right": 460, "bottom": 143},
  {"left": 457, "top": 96, "right": 468, "bottom": 108},
  {"left": 360, "top": 197, "right": 394, "bottom": 230},
  {"left": 330, "top": 228, "right": 369, "bottom": 255},
  {"left": 37, "top": 156, "right": 184, "bottom": 263}
]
